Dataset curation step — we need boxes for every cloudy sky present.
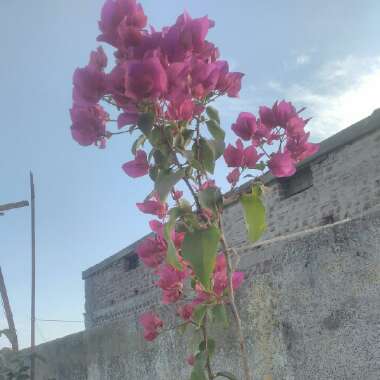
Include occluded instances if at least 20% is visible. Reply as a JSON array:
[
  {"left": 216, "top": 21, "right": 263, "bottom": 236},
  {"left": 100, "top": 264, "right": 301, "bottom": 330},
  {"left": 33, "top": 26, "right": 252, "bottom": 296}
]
[{"left": 1, "top": 0, "right": 379, "bottom": 348}]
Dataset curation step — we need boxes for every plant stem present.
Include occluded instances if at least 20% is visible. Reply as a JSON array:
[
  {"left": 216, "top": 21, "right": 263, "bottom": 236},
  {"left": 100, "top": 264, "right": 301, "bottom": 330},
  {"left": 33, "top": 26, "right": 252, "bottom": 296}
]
[
  {"left": 201, "top": 319, "right": 215, "bottom": 380},
  {"left": 219, "top": 218, "right": 252, "bottom": 380}
]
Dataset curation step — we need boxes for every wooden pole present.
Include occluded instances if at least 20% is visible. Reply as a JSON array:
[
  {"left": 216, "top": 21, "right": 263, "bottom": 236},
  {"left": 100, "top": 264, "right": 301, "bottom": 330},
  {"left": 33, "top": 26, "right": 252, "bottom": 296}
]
[
  {"left": 30, "top": 172, "right": 36, "bottom": 380},
  {"left": 0, "top": 266, "right": 19, "bottom": 351}
]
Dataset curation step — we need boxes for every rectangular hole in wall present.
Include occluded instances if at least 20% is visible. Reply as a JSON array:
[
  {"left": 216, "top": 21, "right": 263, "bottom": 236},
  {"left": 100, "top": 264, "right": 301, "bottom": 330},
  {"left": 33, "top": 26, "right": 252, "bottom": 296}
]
[
  {"left": 124, "top": 253, "right": 139, "bottom": 271},
  {"left": 280, "top": 166, "right": 313, "bottom": 199}
]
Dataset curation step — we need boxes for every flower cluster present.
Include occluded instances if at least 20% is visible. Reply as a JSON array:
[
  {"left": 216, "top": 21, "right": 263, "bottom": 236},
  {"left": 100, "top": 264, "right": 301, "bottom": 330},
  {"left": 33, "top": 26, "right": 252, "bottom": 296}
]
[
  {"left": 70, "top": 0, "right": 243, "bottom": 152},
  {"left": 224, "top": 100, "right": 319, "bottom": 184}
]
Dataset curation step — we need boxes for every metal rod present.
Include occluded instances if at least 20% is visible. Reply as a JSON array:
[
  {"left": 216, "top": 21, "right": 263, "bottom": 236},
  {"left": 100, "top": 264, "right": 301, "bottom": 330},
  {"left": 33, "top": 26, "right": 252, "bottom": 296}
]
[
  {"left": 0, "top": 201, "right": 29, "bottom": 213},
  {"left": 30, "top": 172, "right": 36, "bottom": 380},
  {"left": 0, "top": 266, "right": 19, "bottom": 351}
]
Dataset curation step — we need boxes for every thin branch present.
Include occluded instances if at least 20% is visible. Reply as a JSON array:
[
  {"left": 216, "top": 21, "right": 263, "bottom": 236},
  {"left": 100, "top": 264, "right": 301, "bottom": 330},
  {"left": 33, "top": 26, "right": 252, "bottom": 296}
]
[{"left": 219, "top": 217, "right": 252, "bottom": 380}]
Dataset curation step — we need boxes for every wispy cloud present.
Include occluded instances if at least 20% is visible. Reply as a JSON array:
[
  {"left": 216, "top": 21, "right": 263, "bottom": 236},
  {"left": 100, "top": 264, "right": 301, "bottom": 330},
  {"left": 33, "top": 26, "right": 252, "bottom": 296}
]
[
  {"left": 269, "top": 55, "right": 380, "bottom": 139},
  {"left": 296, "top": 54, "right": 311, "bottom": 65}
]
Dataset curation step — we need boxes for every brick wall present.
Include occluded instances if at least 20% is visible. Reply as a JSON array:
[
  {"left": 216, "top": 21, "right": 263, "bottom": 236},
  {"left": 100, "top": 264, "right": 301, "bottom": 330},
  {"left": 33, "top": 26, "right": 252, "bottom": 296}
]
[{"left": 83, "top": 110, "right": 380, "bottom": 328}]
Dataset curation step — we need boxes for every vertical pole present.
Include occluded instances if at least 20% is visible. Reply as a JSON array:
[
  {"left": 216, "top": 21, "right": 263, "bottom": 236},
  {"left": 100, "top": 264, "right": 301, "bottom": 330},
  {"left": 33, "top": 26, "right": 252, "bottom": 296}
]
[
  {"left": 0, "top": 266, "right": 19, "bottom": 351},
  {"left": 30, "top": 172, "right": 36, "bottom": 380}
]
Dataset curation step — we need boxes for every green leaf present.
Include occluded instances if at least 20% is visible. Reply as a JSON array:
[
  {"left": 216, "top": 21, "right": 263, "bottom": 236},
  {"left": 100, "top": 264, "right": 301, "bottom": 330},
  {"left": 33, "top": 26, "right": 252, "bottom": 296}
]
[
  {"left": 164, "top": 208, "right": 182, "bottom": 269},
  {"left": 215, "top": 371, "right": 238, "bottom": 380},
  {"left": 182, "top": 226, "right": 221, "bottom": 290},
  {"left": 206, "top": 106, "right": 220, "bottom": 124},
  {"left": 138, "top": 112, "right": 154, "bottom": 136},
  {"left": 199, "top": 338, "right": 216, "bottom": 357},
  {"left": 240, "top": 184, "right": 266, "bottom": 242},
  {"left": 153, "top": 149, "right": 169, "bottom": 169},
  {"left": 208, "top": 139, "right": 225, "bottom": 160},
  {"left": 206, "top": 120, "right": 225, "bottom": 141},
  {"left": 199, "top": 187, "right": 223, "bottom": 212},
  {"left": 195, "top": 138, "right": 215, "bottom": 174},
  {"left": 177, "top": 323, "right": 189, "bottom": 335},
  {"left": 149, "top": 166, "right": 159, "bottom": 181},
  {"left": 192, "top": 305, "right": 207, "bottom": 327},
  {"left": 131, "top": 135, "right": 146, "bottom": 155},
  {"left": 191, "top": 352, "right": 208, "bottom": 380},
  {"left": 155, "top": 168, "right": 186, "bottom": 201},
  {"left": 211, "top": 304, "right": 229, "bottom": 326}
]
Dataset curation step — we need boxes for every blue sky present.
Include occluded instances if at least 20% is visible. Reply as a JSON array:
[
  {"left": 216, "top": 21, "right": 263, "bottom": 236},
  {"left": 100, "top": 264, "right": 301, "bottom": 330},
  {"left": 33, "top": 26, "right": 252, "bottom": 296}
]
[{"left": 1, "top": 0, "right": 379, "bottom": 349}]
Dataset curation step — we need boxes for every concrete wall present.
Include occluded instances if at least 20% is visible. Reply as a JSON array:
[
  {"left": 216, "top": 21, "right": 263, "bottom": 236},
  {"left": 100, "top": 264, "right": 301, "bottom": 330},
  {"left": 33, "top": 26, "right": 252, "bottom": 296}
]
[
  {"left": 83, "top": 111, "right": 380, "bottom": 328},
  {"left": 32, "top": 208, "right": 380, "bottom": 380}
]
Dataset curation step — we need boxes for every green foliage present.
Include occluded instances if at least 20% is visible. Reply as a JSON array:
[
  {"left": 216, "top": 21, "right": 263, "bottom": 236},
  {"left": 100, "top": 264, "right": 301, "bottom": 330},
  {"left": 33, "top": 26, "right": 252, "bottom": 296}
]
[
  {"left": 190, "top": 352, "right": 208, "bottom": 380},
  {"left": 240, "top": 184, "right": 266, "bottom": 242},
  {"left": 154, "top": 168, "right": 186, "bottom": 201},
  {"left": 137, "top": 112, "right": 154, "bottom": 136},
  {"left": 206, "top": 106, "right": 220, "bottom": 125},
  {"left": 182, "top": 226, "right": 221, "bottom": 290},
  {"left": 193, "top": 138, "right": 216, "bottom": 174},
  {"left": 164, "top": 207, "right": 182, "bottom": 269},
  {"left": 211, "top": 304, "right": 229, "bottom": 326},
  {"left": 131, "top": 134, "right": 146, "bottom": 155},
  {"left": 206, "top": 120, "right": 225, "bottom": 141},
  {"left": 198, "top": 187, "right": 223, "bottom": 213},
  {"left": 199, "top": 338, "right": 215, "bottom": 357},
  {"left": 192, "top": 305, "right": 207, "bottom": 327}
]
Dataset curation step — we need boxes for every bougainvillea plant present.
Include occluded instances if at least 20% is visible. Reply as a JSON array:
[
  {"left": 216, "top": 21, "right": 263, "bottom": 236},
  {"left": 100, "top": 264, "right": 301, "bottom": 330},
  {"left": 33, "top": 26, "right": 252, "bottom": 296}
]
[{"left": 70, "top": 1, "right": 319, "bottom": 379}]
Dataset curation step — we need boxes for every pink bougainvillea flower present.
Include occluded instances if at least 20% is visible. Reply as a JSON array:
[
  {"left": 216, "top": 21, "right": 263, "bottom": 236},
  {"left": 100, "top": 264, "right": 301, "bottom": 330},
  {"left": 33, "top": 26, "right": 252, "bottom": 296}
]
[
  {"left": 259, "top": 105, "right": 276, "bottom": 128},
  {"left": 243, "top": 145, "right": 262, "bottom": 169},
  {"left": 70, "top": 105, "right": 108, "bottom": 146},
  {"left": 227, "top": 168, "right": 240, "bottom": 187},
  {"left": 285, "top": 115, "right": 307, "bottom": 137},
  {"left": 268, "top": 151, "right": 296, "bottom": 178},
  {"left": 286, "top": 132, "right": 319, "bottom": 161},
  {"left": 89, "top": 46, "right": 108, "bottom": 70},
  {"left": 155, "top": 264, "right": 187, "bottom": 304},
  {"left": 223, "top": 139, "right": 244, "bottom": 167},
  {"left": 172, "top": 190, "right": 183, "bottom": 201},
  {"left": 224, "top": 72, "right": 244, "bottom": 97},
  {"left": 117, "top": 104, "right": 139, "bottom": 129},
  {"left": 136, "top": 236, "right": 166, "bottom": 268},
  {"left": 166, "top": 61, "right": 191, "bottom": 100},
  {"left": 139, "top": 311, "right": 163, "bottom": 341},
  {"left": 177, "top": 304, "right": 194, "bottom": 321},
  {"left": 186, "top": 355, "right": 196, "bottom": 366},
  {"left": 212, "top": 254, "right": 244, "bottom": 296},
  {"left": 190, "top": 59, "right": 220, "bottom": 99},
  {"left": 273, "top": 100, "right": 297, "bottom": 127},
  {"left": 72, "top": 66, "right": 107, "bottom": 107},
  {"left": 231, "top": 112, "right": 257, "bottom": 141},
  {"left": 136, "top": 196, "right": 168, "bottom": 218},
  {"left": 122, "top": 149, "right": 149, "bottom": 178},
  {"left": 124, "top": 56, "right": 168, "bottom": 101},
  {"left": 98, "top": 0, "right": 147, "bottom": 47},
  {"left": 167, "top": 96, "right": 195, "bottom": 121},
  {"left": 232, "top": 271, "right": 245, "bottom": 290},
  {"left": 199, "top": 180, "right": 216, "bottom": 191},
  {"left": 162, "top": 12, "right": 214, "bottom": 62}
]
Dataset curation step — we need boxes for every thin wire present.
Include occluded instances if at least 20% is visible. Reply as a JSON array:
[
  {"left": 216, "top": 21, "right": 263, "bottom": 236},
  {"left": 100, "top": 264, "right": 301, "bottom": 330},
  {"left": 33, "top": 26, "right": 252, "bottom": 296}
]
[{"left": 36, "top": 318, "right": 83, "bottom": 324}]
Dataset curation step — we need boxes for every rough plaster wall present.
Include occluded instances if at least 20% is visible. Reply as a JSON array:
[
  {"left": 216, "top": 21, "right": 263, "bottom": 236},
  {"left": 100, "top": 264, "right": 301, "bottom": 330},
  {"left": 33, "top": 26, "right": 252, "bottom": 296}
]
[
  {"left": 84, "top": 260, "right": 160, "bottom": 327},
  {"left": 84, "top": 128, "right": 380, "bottom": 327},
  {"left": 33, "top": 209, "right": 380, "bottom": 380}
]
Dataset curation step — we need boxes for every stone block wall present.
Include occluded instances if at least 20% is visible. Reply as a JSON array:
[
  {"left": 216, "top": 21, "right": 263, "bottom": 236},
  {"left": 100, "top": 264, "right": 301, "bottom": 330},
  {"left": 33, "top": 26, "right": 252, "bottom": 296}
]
[{"left": 31, "top": 208, "right": 380, "bottom": 379}]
